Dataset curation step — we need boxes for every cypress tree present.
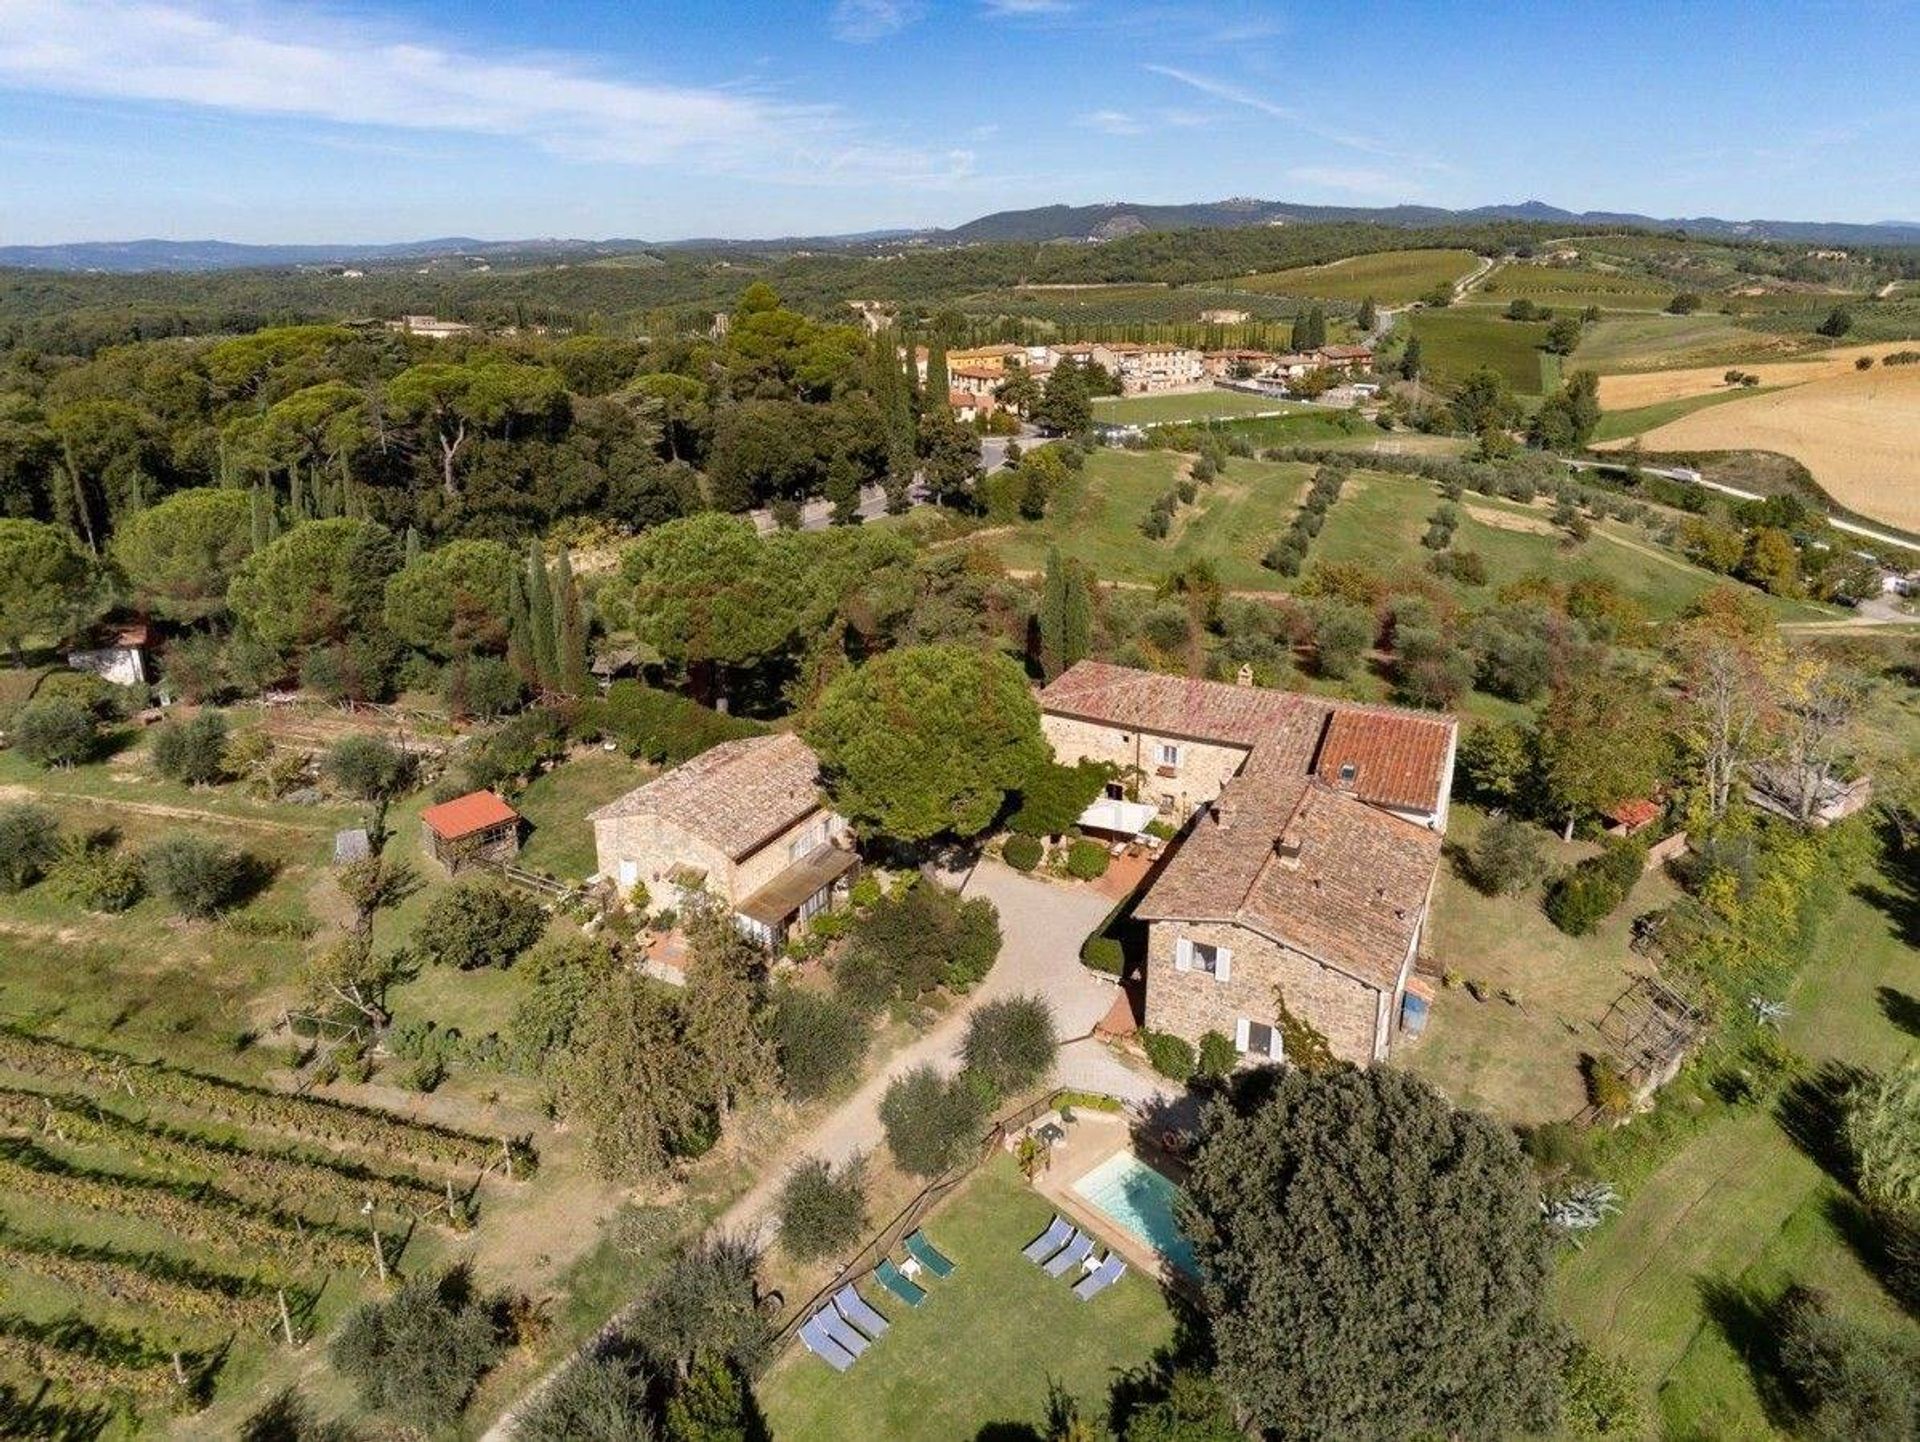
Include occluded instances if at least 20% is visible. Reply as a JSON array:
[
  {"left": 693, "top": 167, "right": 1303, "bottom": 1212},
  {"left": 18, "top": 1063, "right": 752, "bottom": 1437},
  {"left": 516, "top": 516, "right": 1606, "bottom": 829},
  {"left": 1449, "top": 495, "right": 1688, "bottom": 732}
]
[
  {"left": 250, "top": 486, "right": 271, "bottom": 551},
  {"left": 1289, "top": 311, "right": 1309, "bottom": 352},
  {"left": 526, "top": 540, "right": 557, "bottom": 690},
  {"left": 1062, "top": 564, "right": 1093, "bottom": 674},
  {"left": 506, "top": 567, "right": 534, "bottom": 683},
  {"left": 1357, "top": 295, "right": 1378, "bottom": 330},
  {"left": 1309, "top": 306, "right": 1328, "bottom": 349},
  {"left": 1037, "top": 546, "right": 1068, "bottom": 681},
  {"left": 403, "top": 526, "right": 421, "bottom": 566},
  {"left": 925, "top": 340, "right": 949, "bottom": 413},
  {"left": 328, "top": 471, "right": 347, "bottom": 520},
  {"left": 553, "top": 546, "right": 592, "bottom": 697},
  {"left": 314, "top": 467, "right": 335, "bottom": 519},
  {"left": 287, "top": 465, "right": 306, "bottom": 522}
]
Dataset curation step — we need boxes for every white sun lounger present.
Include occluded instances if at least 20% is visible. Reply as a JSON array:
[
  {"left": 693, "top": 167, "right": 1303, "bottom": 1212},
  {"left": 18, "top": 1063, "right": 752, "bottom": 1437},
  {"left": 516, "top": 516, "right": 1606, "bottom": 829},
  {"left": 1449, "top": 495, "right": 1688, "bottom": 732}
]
[
  {"left": 814, "top": 1307, "right": 870, "bottom": 1358},
  {"left": 1044, "top": 1231, "right": 1093, "bottom": 1278},
  {"left": 799, "top": 1313, "right": 856, "bottom": 1372},
  {"left": 1023, "top": 1215, "right": 1073, "bottom": 1264},
  {"left": 1074, "top": 1253, "right": 1128, "bottom": 1300},
  {"left": 834, "top": 1283, "right": 889, "bottom": 1339}
]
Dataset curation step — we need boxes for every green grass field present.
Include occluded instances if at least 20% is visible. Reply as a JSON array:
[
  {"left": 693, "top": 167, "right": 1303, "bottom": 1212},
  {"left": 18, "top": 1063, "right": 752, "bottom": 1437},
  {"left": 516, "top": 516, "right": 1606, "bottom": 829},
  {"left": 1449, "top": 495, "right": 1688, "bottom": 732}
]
[
  {"left": 1092, "top": 390, "right": 1306, "bottom": 425},
  {"left": 1235, "top": 248, "right": 1481, "bottom": 304},
  {"left": 983, "top": 450, "right": 1835, "bottom": 621},
  {"left": 757, "top": 1155, "right": 1176, "bottom": 1440},
  {"left": 1570, "top": 312, "right": 1784, "bottom": 373},
  {"left": 1405, "top": 309, "right": 1554, "bottom": 394},
  {"left": 514, "top": 747, "right": 644, "bottom": 879},
  {"left": 1557, "top": 856, "right": 1920, "bottom": 1437},
  {"left": 1589, "top": 384, "right": 1788, "bottom": 443},
  {"left": 1472, "top": 261, "right": 1672, "bottom": 314}
]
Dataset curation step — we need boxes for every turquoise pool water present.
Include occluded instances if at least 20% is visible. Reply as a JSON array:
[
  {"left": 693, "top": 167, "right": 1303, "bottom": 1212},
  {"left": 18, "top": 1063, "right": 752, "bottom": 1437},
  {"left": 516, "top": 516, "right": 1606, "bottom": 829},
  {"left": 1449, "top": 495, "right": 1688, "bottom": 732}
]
[{"left": 1070, "top": 1151, "right": 1200, "bottom": 1277}]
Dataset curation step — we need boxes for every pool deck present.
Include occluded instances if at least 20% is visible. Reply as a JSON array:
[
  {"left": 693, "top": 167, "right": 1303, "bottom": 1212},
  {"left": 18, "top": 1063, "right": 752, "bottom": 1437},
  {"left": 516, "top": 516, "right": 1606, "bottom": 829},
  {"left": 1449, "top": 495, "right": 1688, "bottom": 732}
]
[{"left": 1029, "top": 1112, "right": 1194, "bottom": 1290}]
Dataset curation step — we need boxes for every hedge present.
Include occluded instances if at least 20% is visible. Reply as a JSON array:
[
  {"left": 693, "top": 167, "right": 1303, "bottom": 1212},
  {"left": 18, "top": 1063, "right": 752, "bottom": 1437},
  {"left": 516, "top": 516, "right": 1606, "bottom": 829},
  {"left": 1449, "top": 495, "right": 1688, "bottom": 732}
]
[
  {"left": 1065, "top": 839, "right": 1110, "bottom": 881},
  {"left": 1002, "top": 834, "right": 1043, "bottom": 873},
  {"left": 1081, "top": 937, "right": 1124, "bottom": 976},
  {"left": 1142, "top": 1030, "right": 1196, "bottom": 1082}
]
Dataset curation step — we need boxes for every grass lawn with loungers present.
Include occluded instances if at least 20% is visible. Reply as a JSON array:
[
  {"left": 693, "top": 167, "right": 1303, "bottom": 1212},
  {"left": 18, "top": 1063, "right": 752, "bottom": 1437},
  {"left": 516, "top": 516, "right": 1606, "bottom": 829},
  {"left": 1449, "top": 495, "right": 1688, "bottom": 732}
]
[{"left": 758, "top": 1155, "right": 1177, "bottom": 1440}]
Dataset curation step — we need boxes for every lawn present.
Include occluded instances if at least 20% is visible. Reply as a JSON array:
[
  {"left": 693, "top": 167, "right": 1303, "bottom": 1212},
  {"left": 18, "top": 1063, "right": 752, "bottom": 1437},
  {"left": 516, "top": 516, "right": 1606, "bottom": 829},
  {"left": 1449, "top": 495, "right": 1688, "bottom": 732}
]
[
  {"left": 1234, "top": 248, "right": 1481, "bottom": 304},
  {"left": 757, "top": 1155, "right": 1177, "bottom": 1440},
  {"left": 989, "top": 448, "right": 1307, "bottom": 590},
  {"left": 1556, "top": 860, "right": 1920, "bottom": 1437},
  {"left": 1401, "top": 806, "right": 1680, "bottom": 1123},
  {"left": 514, "top": 746, "right": 646, "bottom": 879},
  {"left": 1092, "top": 390, "right": 1305, "bottom": 425},
  {"left": 1404, "top": 309, "right": 1554, "bottom": 394}
]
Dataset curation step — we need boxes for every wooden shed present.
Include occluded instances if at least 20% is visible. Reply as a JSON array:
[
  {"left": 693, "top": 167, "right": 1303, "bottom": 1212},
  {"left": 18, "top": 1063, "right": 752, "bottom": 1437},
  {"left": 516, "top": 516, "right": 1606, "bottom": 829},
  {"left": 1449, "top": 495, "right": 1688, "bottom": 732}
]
[{"left": 421, "top": 791, "right": 521, "bottom": 873}]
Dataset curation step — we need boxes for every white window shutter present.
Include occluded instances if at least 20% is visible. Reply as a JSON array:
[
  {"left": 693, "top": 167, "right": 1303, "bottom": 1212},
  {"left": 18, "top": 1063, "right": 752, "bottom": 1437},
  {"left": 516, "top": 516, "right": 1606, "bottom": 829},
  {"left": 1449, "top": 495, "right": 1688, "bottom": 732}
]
[
  {"left": 1270, "top": 1024, "right": 1285, "bottom": 1062},
  {"left": 1235, "top": 1017, "right": 1251, "bottom": 1052},
  {"left": 1174, "top": 938, "right": 1192, "bottom": 972},
  {"left": 1215, "top": 947, "right": 1233, "bottom": 983}
]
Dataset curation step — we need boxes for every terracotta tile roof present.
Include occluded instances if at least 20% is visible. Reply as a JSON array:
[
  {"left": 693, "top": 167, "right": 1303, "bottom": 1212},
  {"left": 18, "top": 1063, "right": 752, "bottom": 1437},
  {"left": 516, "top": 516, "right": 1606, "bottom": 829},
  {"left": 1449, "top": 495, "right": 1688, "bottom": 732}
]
[
  {"left": 588, "top": 733, "right": 824, "bottom": 862},
  {"left": 1038, "top": 661, "right": 1314, "bottom": 750},
  {"left": 1318, "top": 344, "right": 1374, "bottom": 360},
  {"left": 950, "top": 365, "right": 1001, "bottom": 380},
  {"left": 1313, "top": 709, "right": 1454, "bottom": 813},
  {"left": 1136, "top": 779, "right": 1440, "bottom": 990},
  {"left": 421, "top": 790, "right": 520, "bottom": 841},
  {"left": 1605, "top": 797, "right": 1662, "bottom": 829}
]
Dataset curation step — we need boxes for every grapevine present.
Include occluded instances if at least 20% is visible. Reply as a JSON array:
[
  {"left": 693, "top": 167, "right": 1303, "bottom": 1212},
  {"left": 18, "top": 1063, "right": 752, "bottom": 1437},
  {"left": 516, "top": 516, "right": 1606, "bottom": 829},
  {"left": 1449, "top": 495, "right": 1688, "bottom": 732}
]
[
  {"left": 0, "top": 1314, "right": 198, "bottom": 1413},
  {"left": 0, "top": 1222, "right": 302, "bottom": 1334}
]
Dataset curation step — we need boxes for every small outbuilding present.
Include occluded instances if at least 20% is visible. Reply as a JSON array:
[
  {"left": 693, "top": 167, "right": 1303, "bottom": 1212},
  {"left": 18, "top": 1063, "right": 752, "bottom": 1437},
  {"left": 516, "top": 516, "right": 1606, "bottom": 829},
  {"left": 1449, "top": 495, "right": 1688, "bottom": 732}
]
[
  {"left": 68, "top": 622, "right": 153, "bottom": 688},
  {"left": 421, "top": 790, "right": 521, "bottom": 873}
]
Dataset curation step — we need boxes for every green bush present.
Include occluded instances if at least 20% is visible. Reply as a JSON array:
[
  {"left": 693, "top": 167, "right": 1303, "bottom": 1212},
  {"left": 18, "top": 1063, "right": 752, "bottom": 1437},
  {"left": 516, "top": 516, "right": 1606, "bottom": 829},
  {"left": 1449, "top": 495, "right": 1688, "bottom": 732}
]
[
  {"left": 777, "top": 1154, "right": 868, "bottom": 1263},
  {"left": 323, "top": 734, "right": 415, "bottom": 801},
  {"left": 1065, "top": 838, "right": 1109, "bottom": 880},
  {"left": 1143, "top": 1030, "right": 1197, "bottom": 1082},
  {"left": 10, "top": 696, "right": 99, "bottom": 768},
  {"left": 330, "top": 1266, "right": 502, "bottom": 1431},
  {"left": 415, "top": 882, "right": 548, "bottom": 970},
  {"left": 1546, "top": 838, "right": 1646, "bottom": 936},
  {"left": 149, "top": 710, "right": 230, "bottom": 785},
  {"left": 1198, "top": 1030, "right": 1239, "bottom": 1080},
  {"left": 1007, "top": 760, "right": 1112, "bottom": 838},
  {"left": 1558, "top": 1341, "right": 1648, "bottom": 1439},
  {"left": 1465, "top": 815, "right": 1545, "bottom": 897},
  {"left": 836, "top": 880, "right": 1001, "bottom": 1008},
  {"left": 879, "top": 1065, "right": 987, "bottom": 1178},
  {"left": 770, "top": 984, "right": 868, "bottom": 1101},
  {"left": 1774, "top": 1284, "right": 1920, "bottom": 1441},
  {"left": 962, "top": 994, "right": 1057, "bottom": 1094},
  {"left": 513, "top": 1353, "right": 656, "bottom": 1442},
  {"left": 1002, "top": 834, "right": 1043, "bottom": 872},
  {"left": 143, "top": 833, "right": 249, "bottom": 918},
  {"left": 0, "top": 803, "right": 59, "bottom": 892},
  {"left": 583, "top": 681, "right": 765, "bottom": 765},
  {"left": 1081, "top": 936, "right": 1124, "bottom": 976},
  {"left": 1582, "top": 1053, "right": 1634, "bottom": 1119},
  {"left": 46, "top": 834, "right": 144, "bottom": 912}
]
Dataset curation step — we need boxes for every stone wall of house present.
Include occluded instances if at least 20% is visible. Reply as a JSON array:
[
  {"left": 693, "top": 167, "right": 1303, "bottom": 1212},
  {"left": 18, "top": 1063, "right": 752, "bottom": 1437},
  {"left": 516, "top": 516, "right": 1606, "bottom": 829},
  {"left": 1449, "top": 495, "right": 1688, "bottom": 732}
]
[
  {"left": 1040, "top": 714, "right": 1250, "bottom": 820},
  {"left": 730, "top": 806, "right": 848, "bottom": 900},
  {"left": 592, "top": 814, "right": 731, "bottom": 902},
  {"left": 1144, "top": 918, "right": 1384, "bottom": 1065}
]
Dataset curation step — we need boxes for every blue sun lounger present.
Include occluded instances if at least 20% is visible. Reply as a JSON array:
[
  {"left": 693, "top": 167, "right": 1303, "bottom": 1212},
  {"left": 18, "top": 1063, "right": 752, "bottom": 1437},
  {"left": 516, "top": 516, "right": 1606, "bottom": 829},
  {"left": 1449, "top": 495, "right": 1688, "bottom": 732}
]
[
  {"left": 1074, "top": 1253, "right": 1127, "bottom": 1300},
  {"left": 874, "top": 1257, "right": 927, "bottom": 1307},
  {"left": 1023, "top": 1215, "right": 1073, "bottom": 1264},
  {"left": 904, "top": 1228, "right": 955, "bottom": 1278},
  {"left": 834, "top": 1283, "right": 889, "bottom": 1339},
  {"left": 799, "top": 1312, "right": 856, "bottom": 1372},
  {"left": 814, "top": 1306, "right": 871, "bottom": 1358},
  {"left": 1044, "top": 1230, "right": 1093, "bottom": 1278}
]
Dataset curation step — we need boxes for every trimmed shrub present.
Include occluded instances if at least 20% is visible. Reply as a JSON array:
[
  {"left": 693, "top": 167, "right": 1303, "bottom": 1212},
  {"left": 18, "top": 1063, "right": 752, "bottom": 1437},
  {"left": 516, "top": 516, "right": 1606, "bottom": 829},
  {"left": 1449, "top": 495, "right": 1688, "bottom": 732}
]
[
  {"left": 1007, "top": 760, "right": 1112, "bottom": 838},
  {"left": 1143, "top": 1030, "right": 1197, "bottom": 1082},
  {"left": 582, "top": 681, "right": 765, "bottom": 766},
  {"left": 1065, "top": 838, "right": 1109, "bottom": 880},
  {"left": 1002, "top": 834, "right": 1043, "bottom": 872},
  {"left": 778, "top": 1154, "right": 868, "bottom": 1263},
  {"left": 1081, "top": 935, "right": 1124, "bottom": 976},
  {"left": 1545, "top": 838, "right": 1647, "bottom": 937}
]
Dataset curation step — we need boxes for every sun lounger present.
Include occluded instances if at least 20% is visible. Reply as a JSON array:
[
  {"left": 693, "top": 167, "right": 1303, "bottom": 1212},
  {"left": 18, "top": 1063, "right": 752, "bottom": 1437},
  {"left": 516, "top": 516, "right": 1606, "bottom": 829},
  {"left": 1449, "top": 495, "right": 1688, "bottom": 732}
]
[
  {"left": 904, "top": 1228, "right": 955, "bottom": 1278},
  {"left": 1073, "top": 1253, "right": 1127, "bottom": 1300},
  {"left": 814, "top": 1307, "right": 871, "bottom": 1358},
  {"left": 799, "top": 1313, "right": 856, "bottom": 1371},
  {"left": 1044, "top": 1230, "right": 1093, "bottom": 1278},
  {"left": 834, "top": 1283, "right": 889, "bottom": 1339},
  {"left": 874, "top": 1257, "right": 927, "bottom": 1307},
  {"left": 1023, "top": 1215, "right": 1073, "bottom": 1264}
]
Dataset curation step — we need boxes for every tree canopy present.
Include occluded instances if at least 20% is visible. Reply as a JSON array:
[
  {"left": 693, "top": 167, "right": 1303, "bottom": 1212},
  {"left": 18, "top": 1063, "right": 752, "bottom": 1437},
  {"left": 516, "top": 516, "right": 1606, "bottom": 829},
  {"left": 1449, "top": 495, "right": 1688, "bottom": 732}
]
[
  {"left": 0, "top": 518, "right": 98, "bottom": 660},
  {"left": 226, "top": 517, "right": 400, "bottom": 653},
  {"left": 110, "top": 487, "right": 255, "bottom": 621}
]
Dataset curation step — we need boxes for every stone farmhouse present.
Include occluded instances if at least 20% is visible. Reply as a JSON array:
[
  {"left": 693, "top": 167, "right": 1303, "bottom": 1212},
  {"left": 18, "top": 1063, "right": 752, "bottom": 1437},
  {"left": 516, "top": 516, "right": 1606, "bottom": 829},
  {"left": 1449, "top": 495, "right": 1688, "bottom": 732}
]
[
  {"left": 1038, "top": 662, "right": 1456, "bottom": 1067},
  {"left": 589, "top": 733, "right": 856, "bottom": 947},
  {"left": 1088, "top": 342, "right": 1205, "bottom": 394}
]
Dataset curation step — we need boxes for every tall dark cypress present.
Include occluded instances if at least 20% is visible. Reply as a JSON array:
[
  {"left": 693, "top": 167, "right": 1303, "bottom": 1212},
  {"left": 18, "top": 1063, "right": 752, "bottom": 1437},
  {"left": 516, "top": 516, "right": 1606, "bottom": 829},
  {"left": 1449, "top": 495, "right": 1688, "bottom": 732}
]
[
  {"left": 553, "top": 546, "right": 592, "bottom": 697},
  {"left": 506, "top": 565, "right": 535, "bottom": 685},
  {"left": 924, "top": 340, "right": 949, "bottom": 413},
  {"left": 526, "top": 539, "right": 557, "bottom": 690}
]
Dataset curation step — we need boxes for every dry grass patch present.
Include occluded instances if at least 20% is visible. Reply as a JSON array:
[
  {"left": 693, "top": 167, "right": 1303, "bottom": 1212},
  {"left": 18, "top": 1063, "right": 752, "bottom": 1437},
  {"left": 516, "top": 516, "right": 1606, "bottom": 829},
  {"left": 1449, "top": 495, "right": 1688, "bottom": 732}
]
[{"left": 1595, "top": 339, "right": 1920, "bottom": 408}]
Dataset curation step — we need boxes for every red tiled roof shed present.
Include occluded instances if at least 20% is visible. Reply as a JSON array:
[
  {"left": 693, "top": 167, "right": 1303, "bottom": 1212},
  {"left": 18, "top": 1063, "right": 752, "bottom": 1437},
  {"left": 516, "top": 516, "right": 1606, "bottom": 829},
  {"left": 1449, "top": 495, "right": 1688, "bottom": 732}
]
[{"left": 421, "top": 791, "right": 520, "bottom": 842}]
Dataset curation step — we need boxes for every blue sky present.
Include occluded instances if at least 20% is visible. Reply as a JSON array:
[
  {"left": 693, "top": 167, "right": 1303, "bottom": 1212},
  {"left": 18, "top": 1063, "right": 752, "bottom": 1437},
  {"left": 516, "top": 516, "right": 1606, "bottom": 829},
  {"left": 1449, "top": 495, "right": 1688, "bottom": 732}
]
[{"left": 0, "top": 0, "right": 1915, "bottom": 243}]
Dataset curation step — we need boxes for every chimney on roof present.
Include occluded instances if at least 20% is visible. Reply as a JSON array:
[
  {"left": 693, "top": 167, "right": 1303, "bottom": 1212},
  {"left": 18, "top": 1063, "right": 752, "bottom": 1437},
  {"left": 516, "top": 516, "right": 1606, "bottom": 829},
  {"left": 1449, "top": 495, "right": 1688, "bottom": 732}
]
[{"left": 1275, "top": 833, "right": 1304, "bottom": 867}]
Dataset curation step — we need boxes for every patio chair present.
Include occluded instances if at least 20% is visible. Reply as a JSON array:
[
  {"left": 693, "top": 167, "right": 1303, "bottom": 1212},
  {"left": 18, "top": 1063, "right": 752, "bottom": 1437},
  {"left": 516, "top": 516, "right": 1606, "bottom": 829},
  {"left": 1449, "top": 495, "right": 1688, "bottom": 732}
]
[
  {"left": 834, "top": 1283, "right": 889, "bottom": 1339},
  {"left": 815, "top": 1307, "right": 871, "bottom": 1358},
  {"left": 798, "top": 1313, "right": 857, "bottom": 1372},
  {"left": 874, "top": 1257, "right": 927, "bottom": 1307},
  {"left": 1022, "top": 1215, "right": 1073, "bottom": 1264},
  {"left": 1044, "top": 1230, "right": 1093, "bottom": 1278},
  {"left": 1073, "top": 1253, "right": 1128, "bottom": 1301},
  {"left": 904, "top": 1228, "right": 955, "bottom": 1278}
]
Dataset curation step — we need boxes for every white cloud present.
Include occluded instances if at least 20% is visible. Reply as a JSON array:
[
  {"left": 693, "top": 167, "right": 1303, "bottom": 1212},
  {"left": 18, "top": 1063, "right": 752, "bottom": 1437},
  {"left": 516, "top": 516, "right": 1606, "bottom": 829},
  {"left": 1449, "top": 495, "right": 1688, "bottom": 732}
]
[
  {"left": 1078, "top": 109, "right": 1145, "bottom": 136},
  {"left": 1286, "top": 165, "right": 1413, "bottom": 198},
  {"left": 0, "top": 0, "right": 973, "bottom": 187},
  {"left": 1144, "top": 63, "right": 1437, "bottom": 169},
  {"left": 832, "top": 0, "right": 920, "bottom": 43},
  {"left": 983, "top": 0, "right": 1077, "bottom": 16}
]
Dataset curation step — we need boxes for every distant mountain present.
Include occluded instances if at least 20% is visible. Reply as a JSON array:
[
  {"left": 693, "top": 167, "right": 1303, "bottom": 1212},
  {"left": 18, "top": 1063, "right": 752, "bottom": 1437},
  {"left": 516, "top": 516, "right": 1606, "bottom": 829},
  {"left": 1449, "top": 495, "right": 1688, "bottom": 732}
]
[{"left": 5, "top": 200, "right": 1917, "bottom": 273}]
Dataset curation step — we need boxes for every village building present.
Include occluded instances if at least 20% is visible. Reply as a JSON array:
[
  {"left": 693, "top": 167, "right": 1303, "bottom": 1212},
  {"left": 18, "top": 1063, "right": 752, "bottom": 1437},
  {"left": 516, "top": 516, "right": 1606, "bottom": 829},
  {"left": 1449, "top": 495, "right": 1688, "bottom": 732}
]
[
  {"left": 1199, "top": 307, "right": 1251, "bottom": 325},
  {"left": 1201, "top": 349, "right": 1278, "bottom": 380},
  {"left": 588, "top": 733, "right": 857, "bottom": 946},
  {"left": 1088, "top": 342, "right": 1205, "bottom": 395},
  {"left": 385, "top": 314, "right": 474, "bottom": 340},
  {"left": 421, "top": 790, "right": 522, "bottom": 873},
  {"left": 1315, "top": 343, "right": 1376, "bottom": 375},
  {"left": 1037, "top": 662, "right": 1456, "bottom": 1067},
  {"left": 948, "top": 364, "right": 1002, "bottom": 399}
]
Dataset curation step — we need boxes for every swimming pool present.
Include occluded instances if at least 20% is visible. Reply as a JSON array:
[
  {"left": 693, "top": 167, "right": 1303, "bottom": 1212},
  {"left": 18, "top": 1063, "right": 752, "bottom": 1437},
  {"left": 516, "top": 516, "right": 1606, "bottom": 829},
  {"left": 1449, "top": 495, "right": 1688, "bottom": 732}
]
[{"left": 1070, "top": 1151, "right": 1200, "bottom": 1277}]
